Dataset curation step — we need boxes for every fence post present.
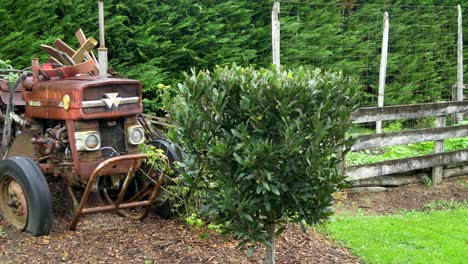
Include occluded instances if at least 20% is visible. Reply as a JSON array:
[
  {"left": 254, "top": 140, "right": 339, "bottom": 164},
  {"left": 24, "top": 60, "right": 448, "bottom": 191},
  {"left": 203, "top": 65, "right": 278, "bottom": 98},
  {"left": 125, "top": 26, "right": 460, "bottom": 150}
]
[
  {"left": 456, "top": 4, "right": 464, "bottom": 123},
  {"left": 376, "top": 12, "right": 390, "bottom": 134},
  {"left": 272, "top": 2, "right": 280, "bottom": 73},
  {"left": 432, "top": 115, "right": 445, "bottom": 185}
]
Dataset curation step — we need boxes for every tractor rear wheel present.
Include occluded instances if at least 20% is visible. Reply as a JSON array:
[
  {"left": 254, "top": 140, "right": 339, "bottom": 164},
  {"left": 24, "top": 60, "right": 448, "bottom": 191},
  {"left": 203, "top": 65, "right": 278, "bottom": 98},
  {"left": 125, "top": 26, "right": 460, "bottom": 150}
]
[{"left": 0, "top": 156, "right": 53, "bottom": 236}]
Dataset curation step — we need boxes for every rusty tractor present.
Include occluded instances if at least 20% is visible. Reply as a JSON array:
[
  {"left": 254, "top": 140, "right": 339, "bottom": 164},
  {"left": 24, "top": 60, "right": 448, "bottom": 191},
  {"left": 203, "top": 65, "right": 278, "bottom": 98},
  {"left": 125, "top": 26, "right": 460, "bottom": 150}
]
[{"left": 0, "top": 53, "right": 180, "bottom": 236}]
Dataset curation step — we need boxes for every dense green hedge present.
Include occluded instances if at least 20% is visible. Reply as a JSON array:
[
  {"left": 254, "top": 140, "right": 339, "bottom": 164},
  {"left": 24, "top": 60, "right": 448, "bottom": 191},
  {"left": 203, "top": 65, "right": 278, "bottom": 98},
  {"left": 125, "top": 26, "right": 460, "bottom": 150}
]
[{"left": 0, "top": 0, "right": 466, "bottom": 112}]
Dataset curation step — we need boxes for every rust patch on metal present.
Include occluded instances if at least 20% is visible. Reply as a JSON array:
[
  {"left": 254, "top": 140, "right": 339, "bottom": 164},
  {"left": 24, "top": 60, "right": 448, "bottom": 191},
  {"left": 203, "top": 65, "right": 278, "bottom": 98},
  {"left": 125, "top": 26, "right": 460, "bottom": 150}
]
[{"left": 0, "top": 175, "right": 28, "bottom": 230}]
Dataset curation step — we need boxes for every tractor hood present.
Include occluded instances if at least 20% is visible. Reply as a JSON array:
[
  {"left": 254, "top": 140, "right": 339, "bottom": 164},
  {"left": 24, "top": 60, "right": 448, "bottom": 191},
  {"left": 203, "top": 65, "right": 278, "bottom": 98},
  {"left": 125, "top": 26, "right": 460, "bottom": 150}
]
[{"left": 23, "top": 75, "right": 142, "bottom": 120}]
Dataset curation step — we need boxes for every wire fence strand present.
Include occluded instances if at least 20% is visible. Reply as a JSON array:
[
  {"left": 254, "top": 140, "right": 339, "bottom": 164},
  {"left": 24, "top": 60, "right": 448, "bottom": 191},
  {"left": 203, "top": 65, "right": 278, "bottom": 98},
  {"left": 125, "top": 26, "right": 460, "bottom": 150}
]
[{"left": 280, "top": 2, "right": 459, "bottom": 114}]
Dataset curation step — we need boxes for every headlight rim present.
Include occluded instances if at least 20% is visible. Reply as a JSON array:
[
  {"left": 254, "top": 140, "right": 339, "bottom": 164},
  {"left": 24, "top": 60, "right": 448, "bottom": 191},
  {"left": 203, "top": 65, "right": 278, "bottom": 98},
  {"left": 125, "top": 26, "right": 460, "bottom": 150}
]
[
  {"left": 75, "top": 131, "right": 101, "bottom": 151},
  {"left": 85, "top": 133, "right": 100, "bottom": 150},
  {"left": 128, "top": 125, "right": 145, "bottom": 145}
]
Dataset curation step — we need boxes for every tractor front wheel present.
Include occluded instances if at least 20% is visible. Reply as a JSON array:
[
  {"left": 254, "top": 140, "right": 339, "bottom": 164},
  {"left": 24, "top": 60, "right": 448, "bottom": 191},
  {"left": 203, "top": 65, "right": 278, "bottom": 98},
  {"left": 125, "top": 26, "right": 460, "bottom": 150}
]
[
  {"left": 147, "top": 138, "right": 183, "bottom": 219},
  {"left": 0, "top": 156, "right": 53, "bottom": 236}
]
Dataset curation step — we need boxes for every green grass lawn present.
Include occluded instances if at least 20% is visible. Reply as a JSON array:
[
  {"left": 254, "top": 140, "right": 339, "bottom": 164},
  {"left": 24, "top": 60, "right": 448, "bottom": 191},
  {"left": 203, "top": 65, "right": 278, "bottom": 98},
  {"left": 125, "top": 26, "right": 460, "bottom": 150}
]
[{"left": 325, "top": 208, "right": 468, "bottom": 264}]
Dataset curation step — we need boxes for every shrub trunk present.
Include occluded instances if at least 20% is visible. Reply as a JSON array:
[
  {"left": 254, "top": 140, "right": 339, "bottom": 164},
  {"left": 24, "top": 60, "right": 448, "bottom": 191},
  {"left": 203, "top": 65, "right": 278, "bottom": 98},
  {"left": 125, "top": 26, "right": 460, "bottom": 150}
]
[{"left": 265, "top": 221, "right": 275, "bottom": 264}]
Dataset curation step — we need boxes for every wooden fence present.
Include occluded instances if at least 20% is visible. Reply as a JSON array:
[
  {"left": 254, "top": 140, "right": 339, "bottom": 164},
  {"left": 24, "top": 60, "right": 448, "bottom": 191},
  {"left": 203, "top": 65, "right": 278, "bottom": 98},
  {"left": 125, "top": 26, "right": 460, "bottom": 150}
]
[
  {"left": 144, "top": 100, "right": 468, "bottom": 188},
  {"left": 346, "top": 100, "right": 468, "bottom": 185}
]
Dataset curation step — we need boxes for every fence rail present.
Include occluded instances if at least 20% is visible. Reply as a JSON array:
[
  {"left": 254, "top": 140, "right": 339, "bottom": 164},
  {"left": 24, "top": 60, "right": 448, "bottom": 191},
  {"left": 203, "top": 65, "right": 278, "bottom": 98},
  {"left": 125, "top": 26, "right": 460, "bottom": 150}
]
[
  {"left": 347, "top": 149, "right": 468, "bottom": 181},
  {"left": 351, "top": 100, "right": 468, "bottom": 123},
  {"left": 352, "top": 124, "right": 468, "bottom": 151}
]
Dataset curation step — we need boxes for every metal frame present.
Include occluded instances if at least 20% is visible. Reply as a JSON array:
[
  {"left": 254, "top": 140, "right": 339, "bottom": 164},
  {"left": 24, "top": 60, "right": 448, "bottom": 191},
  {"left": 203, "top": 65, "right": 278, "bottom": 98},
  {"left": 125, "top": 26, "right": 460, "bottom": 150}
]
[{"left": 69, "top": 153, "right": 167, "bottom": 230}]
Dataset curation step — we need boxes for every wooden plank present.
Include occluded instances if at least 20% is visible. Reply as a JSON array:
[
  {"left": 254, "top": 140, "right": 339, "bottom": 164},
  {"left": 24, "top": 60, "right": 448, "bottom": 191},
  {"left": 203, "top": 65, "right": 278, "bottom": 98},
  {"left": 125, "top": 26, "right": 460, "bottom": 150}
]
[
  {"left": 47, "top": 57, "right": 63, "bottom": 65},
  {"left": 145, "top": 120, "right": 174, "bottom": 128},
  {"left": 40, "top": 60, "right": 96, "bottom": 79},
  {"left": 347, "top": 187, "right": 387, "bottom": 193},
  {"left": 432, "top": 116, "right": 445, "bottom": 185},
  {"left": 349, "top": 172, "right": 428, "bottom": 187},
  {"left": 351, "top": 101, "right": 468, "bottom": 123},
  {"left": 349, "top": 166, "right": 468, "bottom": 187},
  {"left": 75, "top": 29, "right": 87, "bottom": 46},
  {"left": 41, "top": 45, "right": 71, "bottom": 65},
  {"left": 75, "top": 29, "right": 100, "bottom": 75},
  {"left": 74, "top": 30, "right": 99, "bottom": 75},
  {"left": 60, "top": 52, "right": 75, "bottom": 65},
  {"left": 142, "top": 113, "right": 171, "bottom": 122},
  {"left": 141, "top": 114, "right": 173, "bottom": 127},
  {"left": 72, "top": 37, "right": 98, "bottom": 63},
  {"left": 145, "top": 118, "right": 170, "bottom": 124},
  {"left": 53, "top": 39, "right": 76, "bottom": 57},
  {"left": 352, "top": 124, "right": 468, "bottom": 151},
  {"left": 346, "top": 149, "right": 468, "bottom": 181},
  {"left": 75, "top": 29, "right": 99, "bottom": 63},
  {"left": 145, "top": 117, "right": 171, "bottom": 124}
]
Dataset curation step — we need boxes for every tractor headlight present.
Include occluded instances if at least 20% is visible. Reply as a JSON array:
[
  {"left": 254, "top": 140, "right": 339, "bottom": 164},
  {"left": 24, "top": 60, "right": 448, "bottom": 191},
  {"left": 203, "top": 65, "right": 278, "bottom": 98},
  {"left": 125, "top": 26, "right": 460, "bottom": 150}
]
[
  {"left": 128, "top": 125, "right": 145, "bottom": 145},
  {"left": 75, "top": 131, "right": 101, "bottom": 151},
  {"left": 85, "top": 134, "right": 100, "bottom": 149}
]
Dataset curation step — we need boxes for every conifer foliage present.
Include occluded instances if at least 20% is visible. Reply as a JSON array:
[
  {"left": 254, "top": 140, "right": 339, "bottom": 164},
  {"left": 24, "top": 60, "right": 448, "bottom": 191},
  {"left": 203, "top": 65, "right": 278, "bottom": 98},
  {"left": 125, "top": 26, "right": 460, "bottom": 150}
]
[
  {"left": 0, "top": 0, "right": 465, "bottom": 110},
  {"left": 0, "top": 0, "right": 271, "bottom": 113}
]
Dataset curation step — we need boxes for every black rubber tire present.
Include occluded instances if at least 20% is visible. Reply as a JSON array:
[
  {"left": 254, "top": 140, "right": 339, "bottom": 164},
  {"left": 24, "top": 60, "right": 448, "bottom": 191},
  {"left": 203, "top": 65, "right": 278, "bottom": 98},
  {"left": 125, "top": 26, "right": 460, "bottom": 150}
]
[
  {"left": 0, "top": 156, "right": 53, "bottom": 236},
  {"left": 150, "top": 138, "right": 182, "bottom": 165},
  {"left": 152, "top": 197, "right": 172, "bottom": 220},
  {"left": 148, "top": 138, "right": 182, "bottom": 219}
]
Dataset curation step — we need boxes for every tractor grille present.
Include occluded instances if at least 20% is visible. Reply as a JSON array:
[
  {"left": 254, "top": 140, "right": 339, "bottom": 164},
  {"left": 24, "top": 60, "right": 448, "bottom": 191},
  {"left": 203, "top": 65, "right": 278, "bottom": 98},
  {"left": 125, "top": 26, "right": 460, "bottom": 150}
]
[
  {"left": 99, "top": 119, "right": 127, "bottom": 158},
  {"left": 82, "top": 83, "right": 140, "bottom": 114},
  {"left": 83, "top": 84, "right": 139, "bottom": 101}
]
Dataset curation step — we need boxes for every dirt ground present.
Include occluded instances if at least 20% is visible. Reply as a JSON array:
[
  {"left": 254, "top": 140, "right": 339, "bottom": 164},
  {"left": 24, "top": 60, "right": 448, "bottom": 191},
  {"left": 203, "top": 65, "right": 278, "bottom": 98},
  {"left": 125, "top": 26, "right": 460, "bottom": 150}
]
[
  {"left": 339, "top": 176, "right": 468, "bottom": 215},
  {"left": 1, "top": 176, "right": 466, "bottom": 264}
]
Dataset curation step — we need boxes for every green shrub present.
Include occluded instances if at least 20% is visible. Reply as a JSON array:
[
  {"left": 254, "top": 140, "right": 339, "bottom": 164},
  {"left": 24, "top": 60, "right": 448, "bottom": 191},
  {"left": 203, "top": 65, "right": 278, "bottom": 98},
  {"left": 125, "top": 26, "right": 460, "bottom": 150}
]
[{"left": 168, "top": 65, "right": 358, "bottom": 262}]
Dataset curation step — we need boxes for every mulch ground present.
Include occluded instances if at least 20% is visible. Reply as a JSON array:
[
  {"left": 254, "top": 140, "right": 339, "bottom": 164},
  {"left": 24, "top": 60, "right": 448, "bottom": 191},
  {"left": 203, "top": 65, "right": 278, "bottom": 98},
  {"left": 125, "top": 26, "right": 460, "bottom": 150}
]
[{"left": 1, "top": 176, "right": 466, "bottom": 263}]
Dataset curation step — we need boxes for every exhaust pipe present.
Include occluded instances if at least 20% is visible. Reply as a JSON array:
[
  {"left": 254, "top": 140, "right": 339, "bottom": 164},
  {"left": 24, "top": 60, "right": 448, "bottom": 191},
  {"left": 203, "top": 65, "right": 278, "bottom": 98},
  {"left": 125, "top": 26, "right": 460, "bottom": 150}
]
[{"left": 98, "top": 0, "right": 108, "bottom": 76}]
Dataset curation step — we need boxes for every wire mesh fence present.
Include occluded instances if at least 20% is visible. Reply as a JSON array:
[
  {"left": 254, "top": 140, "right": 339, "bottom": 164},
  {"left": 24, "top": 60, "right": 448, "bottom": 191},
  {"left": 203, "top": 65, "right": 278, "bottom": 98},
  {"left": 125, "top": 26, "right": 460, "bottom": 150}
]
[{"left": 279, "top": 1, "right": 459, "bottom": 110}]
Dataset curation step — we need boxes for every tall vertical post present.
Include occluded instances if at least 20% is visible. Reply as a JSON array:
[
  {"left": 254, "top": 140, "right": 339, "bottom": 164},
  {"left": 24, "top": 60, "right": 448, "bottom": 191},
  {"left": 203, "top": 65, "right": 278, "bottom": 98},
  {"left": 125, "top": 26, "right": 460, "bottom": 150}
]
[
  {"left": 98, "top": 0, "right": 108, "bottom": 76},
  {"left": 456, "top": 4, "right": 464, "bottom": 123},
  {"left": 376, "top": 12, "right": 390, "bottom": 134},
  {"left": 432, "top": 115, "right": 445, "bottom": 185},
  {"left": 272, "top": 2, "right": 280, "bottom": 73}
]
